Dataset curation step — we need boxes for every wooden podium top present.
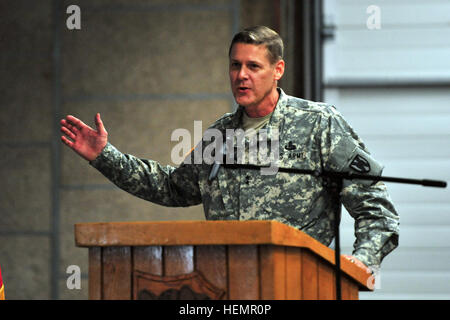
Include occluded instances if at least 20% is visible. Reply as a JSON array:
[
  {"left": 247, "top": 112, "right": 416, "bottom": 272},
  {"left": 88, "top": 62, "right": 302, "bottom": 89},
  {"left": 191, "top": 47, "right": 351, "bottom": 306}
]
[{"left": 75, "top": 220, "right": 372, "bottom": 291}]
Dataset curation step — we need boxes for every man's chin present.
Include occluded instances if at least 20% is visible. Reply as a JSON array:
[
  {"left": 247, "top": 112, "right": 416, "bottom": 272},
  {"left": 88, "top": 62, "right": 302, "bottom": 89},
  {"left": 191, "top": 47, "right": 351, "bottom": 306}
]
[{"left": 234, "top": 96, "right": 254, "bottom": 108}]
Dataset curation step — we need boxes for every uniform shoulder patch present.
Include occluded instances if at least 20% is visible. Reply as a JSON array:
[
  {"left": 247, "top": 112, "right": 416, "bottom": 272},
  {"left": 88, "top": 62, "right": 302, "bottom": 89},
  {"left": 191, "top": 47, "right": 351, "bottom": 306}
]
[{"left": 350, "top": 154, "right": 371, "bottom": 173}]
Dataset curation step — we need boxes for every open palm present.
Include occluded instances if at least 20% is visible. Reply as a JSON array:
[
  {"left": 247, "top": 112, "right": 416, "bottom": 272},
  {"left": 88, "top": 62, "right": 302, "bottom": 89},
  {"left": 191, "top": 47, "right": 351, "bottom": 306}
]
[{"left": 60, "top": 113, "right": 108, "bottom": 161}]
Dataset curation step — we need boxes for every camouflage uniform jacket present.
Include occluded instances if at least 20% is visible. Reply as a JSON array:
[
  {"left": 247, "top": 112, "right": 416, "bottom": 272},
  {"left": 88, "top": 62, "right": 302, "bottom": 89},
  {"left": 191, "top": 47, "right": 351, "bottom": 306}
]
[{"left": 90, "top": 88, "right": 399, "bottom": 268}]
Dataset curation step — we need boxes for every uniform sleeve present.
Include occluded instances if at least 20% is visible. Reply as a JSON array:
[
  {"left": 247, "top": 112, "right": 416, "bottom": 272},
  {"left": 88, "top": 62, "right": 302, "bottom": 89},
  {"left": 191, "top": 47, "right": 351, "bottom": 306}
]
[
  {"left": 89, "top": 142, "right": 202, "bottom": 207},
  {"left": 321, "top": 109, "right": 400, "bottom": 268}
]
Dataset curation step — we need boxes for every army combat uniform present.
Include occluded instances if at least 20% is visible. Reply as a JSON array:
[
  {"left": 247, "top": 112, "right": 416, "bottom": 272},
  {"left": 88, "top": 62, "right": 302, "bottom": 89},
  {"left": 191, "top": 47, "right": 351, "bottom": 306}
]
[{"left": 90, "top": 89, "right": 399, "bottom": 268}]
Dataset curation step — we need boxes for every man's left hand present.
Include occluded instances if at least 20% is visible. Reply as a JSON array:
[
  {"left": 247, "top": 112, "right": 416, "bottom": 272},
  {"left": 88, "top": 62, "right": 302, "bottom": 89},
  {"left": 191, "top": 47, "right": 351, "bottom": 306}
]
[{"left": 343, "top": 255, "right": 371, "bottom": 273}]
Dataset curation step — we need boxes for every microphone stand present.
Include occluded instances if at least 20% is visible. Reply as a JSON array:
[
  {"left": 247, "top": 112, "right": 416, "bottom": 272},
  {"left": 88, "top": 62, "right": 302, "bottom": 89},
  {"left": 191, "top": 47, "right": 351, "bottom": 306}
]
[{"left": 218, "top": 162, "right": 447, "bottom": 300}]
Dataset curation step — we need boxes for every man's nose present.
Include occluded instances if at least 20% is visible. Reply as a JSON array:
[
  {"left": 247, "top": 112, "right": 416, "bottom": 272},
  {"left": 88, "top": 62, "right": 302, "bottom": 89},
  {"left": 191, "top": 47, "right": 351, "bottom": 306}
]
[{"left": 237, "top": 66, "right": 248, "bottom": 79}]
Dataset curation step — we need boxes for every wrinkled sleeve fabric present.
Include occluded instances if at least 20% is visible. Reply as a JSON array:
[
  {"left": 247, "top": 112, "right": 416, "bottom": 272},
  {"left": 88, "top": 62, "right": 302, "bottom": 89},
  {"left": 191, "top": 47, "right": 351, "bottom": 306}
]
[
  {"left": 89, "top": 142, "right": 202, "bottom": 207},
  {"left": 320, "top": 109, "right": 400, "bottom": 268}
]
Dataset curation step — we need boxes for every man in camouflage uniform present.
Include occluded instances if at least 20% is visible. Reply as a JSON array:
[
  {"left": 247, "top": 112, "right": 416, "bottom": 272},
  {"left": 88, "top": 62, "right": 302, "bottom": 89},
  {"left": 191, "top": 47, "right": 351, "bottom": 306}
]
[{"left": 61, "top": 26, "right": 399, "bottom": 270}]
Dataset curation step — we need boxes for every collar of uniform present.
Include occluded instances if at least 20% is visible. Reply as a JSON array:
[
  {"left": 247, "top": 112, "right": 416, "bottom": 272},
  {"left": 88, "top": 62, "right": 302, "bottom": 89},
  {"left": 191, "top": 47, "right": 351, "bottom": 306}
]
[
  {"left": 233, "top": 87, "right": 288, "bottom": 137},
  {"left": 267, "top": 87, "right": 288, "bottom": 135}
]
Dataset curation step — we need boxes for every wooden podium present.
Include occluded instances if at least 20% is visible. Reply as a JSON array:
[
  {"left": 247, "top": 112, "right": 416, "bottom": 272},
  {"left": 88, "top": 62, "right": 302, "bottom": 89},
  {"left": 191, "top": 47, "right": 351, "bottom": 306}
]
[{"left": 75, "top": 220, "right": 372, "bottom": 300}]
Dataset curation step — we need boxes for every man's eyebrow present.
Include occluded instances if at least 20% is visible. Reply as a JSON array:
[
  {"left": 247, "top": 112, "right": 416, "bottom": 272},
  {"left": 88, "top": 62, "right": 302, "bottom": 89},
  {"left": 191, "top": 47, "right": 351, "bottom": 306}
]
[{"left": 230, "top": 59, "right": 262, "bottom": 65}]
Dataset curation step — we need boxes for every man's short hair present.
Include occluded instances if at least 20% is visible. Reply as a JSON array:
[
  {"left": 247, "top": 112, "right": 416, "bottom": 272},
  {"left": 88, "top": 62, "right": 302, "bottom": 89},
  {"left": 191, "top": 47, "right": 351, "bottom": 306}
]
[{"left": 229, "top": 26, "right": 284, "bottom": 65}]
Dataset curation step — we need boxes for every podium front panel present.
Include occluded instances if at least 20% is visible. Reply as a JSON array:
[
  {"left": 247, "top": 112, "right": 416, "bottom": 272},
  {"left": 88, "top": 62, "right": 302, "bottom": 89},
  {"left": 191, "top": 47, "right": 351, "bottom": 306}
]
[{"left": 88, "top": 244, "right": 359, "bottom": 300}]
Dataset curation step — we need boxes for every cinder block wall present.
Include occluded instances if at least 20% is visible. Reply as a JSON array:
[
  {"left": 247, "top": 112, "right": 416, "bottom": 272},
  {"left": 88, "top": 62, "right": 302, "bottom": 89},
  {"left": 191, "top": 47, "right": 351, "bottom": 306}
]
[{"left": 0, "top": 0, "right": 277, "bottom": 300}]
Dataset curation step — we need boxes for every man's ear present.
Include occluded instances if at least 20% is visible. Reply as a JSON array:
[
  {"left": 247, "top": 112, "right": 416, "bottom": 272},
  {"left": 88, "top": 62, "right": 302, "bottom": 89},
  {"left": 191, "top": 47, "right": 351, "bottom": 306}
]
[{"left": 274, "top": 59, "right": 285, "bottom": 81}]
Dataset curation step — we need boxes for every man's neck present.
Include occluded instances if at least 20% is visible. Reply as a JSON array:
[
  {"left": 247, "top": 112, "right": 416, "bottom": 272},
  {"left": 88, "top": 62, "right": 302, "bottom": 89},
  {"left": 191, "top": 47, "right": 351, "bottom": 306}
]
[{"left": 244, "top": 88, "right": 279, "bottom": 118}]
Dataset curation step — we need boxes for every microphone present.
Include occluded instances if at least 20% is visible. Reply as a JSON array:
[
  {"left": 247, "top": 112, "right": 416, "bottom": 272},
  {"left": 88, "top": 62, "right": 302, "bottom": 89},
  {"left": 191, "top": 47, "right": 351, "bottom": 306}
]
[
  {"left": 208, "top": 161, "right": 221, "bottom": 181},
  {"left": 208, "top": 136, "right": 228, "bottom": 182}
]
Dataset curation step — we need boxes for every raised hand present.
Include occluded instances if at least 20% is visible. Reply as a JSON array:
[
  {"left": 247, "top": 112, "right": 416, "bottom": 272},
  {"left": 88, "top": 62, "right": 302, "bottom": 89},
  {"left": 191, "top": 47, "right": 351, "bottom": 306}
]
[{"left": 61, "top": 113, "right": 108, "bottom": 161}]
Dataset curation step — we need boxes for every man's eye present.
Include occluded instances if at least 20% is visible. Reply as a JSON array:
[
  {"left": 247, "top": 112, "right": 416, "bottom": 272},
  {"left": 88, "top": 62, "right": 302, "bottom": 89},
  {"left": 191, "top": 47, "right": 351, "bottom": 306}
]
[{"left": 249, "top": 64, "right": 260, "bottom": 69}]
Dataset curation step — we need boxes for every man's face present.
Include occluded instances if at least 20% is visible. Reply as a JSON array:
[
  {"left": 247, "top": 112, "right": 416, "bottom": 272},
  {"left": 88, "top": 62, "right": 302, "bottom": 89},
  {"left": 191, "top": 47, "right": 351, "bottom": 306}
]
[{"left": 229, "top": 43, "right": 284, "bottom": 109}]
